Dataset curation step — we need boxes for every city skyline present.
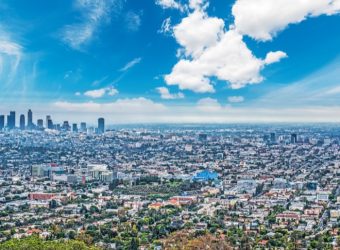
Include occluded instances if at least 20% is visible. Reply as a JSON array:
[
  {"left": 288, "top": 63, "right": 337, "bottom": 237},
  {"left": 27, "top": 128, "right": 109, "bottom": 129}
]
[
  {"left": 0, "top": 109, "right": 106, "bottom": 132},
  {"left": 0, "top": 0, "right": 340, "bottom": 123}
]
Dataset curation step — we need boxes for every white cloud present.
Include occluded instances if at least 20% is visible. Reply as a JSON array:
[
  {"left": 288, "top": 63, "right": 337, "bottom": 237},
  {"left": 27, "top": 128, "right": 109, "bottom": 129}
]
[
  {"left": 84, "top": 88, "right": 107, "bottom": 98},
  {"left": 61, "top": 0, "right": 122, "bottom": 50},
  {"left": 165, "top": 59, "right": 215, "bottom": 93},
  {"left": 75, "top": 92, "right": 81, "bottom": 96},
  {"left": 164, "top": 6, "right": 286, "bottom": 93},
  {"left": 159, "top": 17, "right": 172, "bottom": 34},
  {"left": 107, "top": 87, "right": 119, "bottom": 96},
  {"left": 264, "top": 51, "right": 288, "bottom": 65},
  {"left": 125, "top": 11, "right": 142, "bottom": 32},
  {"left": 166, "top": 28, "right": 285, "bottom": 92},
  {"left": 0, "top": 85, "right": 332, "bottom": 124},
  {"left": 228, "top": 96, "right": 244, "bottom": 103},
  {"left": 232, "top": 0, "right": 340, "bottom": 41},
  {"left": 156, "top": 87, "right": 184, "bottom": 99},
  {"left": 188, "top": 0, "right": 208, "bottom": 10},
  {"left": 7, "top": 98, "right": 335, "bottom": 124},
  {"left": 50, "top": 98, "right": 340, "bottom": 123},
  {"left": 156, "top": 0, "right": 184, "bottom": 11},
  {"left": 54, "top": 97, "right": 166, "bottom": 115},
  {"left": 159, "top": 0, "right": 340, "bottom": 93},
  {"left": 173, "top": 10, "right": 224, "bottom": 58},
  {"left": 62, "top": 24, "right": 94, "bottom": 50},
  {"left": 0, "top": 28, "right": 23, "bottom": 83},
  {"left": 0, "top": 40, "right": 22, "bottom": 76},
  {"left": 120, "top": 57, "right": 142, "bottom": 72},
  {"left": 196, "top": 97, "right": 223, "bottom": 112},
  {"left": 83, "top": 86, "right": 119, "bottom": 98},
  {"left": 0, "top": 40, "right": 22, "bottom": 56}
]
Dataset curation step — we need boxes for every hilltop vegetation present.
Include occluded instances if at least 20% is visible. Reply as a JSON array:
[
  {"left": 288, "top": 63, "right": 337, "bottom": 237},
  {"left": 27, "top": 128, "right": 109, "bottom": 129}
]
[{"left": 0, "top": 236, "right": 100, "bottom": 250}]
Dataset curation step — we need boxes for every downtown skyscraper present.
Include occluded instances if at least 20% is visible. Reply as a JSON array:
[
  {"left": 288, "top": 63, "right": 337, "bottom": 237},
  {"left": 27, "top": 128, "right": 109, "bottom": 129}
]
[
  {"left": 0, "top": 115, "right": 4, "bottom": 130},
  {"left": 20, "top": 114, "right": 25, "bottom": 130},
  {"left": 98, "top": 118, "right": 105, "bottom": 134},
  {"left": 7, "top": 111, "right": 15, "bottom": 129},
  {"left": 27, "top": 109, "right": 33, "bottom": 129}
]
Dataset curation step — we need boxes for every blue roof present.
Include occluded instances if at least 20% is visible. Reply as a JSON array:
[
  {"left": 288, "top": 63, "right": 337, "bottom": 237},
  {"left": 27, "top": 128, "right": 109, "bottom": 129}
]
[{"left": 192, "top": 170, "right": 218, "bottom": 181}]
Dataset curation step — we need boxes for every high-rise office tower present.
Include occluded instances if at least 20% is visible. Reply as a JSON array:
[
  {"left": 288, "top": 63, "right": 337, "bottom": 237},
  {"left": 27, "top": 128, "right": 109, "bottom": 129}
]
[
  {"left": 7, "top": 111, "right": 15, "bottom": 129},
  {"left": 72, "top": 123, "right": 78, "bottom": 133},
  {"left": 62, "top": 121, "right": 70, "bottom": 131},
  {"left": 291, "top": 133, "right": 297, "bottom": 144},
  {"left": 47, "top": 118, "right": 53, "bottom": 130},
  {"left": 27, "top": 109, "right": 33, "bottom": 129},
  {"left": 20, "top": 114, "right": 25, "bottom": 130},
  {"left": 37, "top": 119, "right": 44, "bottom": 129},
  {"left": 0, "top": 115, "right": 4, "bottom": 130},
  {"left": 98, "top": 118, "right": 105, "bottom": 134},
  {"left": 46, "top": 115, "right": 51, "bottom": 128},
  {"left": 80, "top": 122, "right": 87, "bottom": 132}
]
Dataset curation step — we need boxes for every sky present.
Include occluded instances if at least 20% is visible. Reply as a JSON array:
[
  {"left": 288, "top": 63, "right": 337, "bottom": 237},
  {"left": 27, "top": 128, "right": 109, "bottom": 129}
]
[{"left": 0, "top": 0, "right": 340, "bottom": 124}]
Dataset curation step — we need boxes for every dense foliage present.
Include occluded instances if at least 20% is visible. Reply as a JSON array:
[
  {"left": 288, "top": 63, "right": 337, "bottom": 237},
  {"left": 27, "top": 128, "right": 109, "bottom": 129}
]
[{"left": 0, "top": 236, "right": 100, "bottom": 250}]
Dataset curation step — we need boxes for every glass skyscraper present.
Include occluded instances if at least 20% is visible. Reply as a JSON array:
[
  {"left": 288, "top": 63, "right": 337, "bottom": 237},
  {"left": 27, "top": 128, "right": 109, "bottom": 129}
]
[
  {"left": 98, "top": 118, "right": 105, "bottom": 134},
  {"left": 20, "top": 114, "right": 25, "bottom": 130},
  {"left": 28, "top": 109, "right": 33, "bottom": 129},
  {"left": 0, "top": 115, "right": 4, "bottom": 130},
  {"left": 7, "top": 111, "right": 15, "bottom": 129}
]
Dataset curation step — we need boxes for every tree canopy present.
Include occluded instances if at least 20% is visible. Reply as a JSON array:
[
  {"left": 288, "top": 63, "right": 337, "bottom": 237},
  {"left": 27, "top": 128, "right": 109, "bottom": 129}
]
[{"left": 0, "top": 236, "right": 100, "bottom": 250}]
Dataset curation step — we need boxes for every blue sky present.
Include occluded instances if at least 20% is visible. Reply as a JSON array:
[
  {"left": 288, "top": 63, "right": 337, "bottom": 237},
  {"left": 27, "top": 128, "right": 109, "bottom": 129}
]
[{"left": 0, "top": 0, "right": 340, "bottom": 124}]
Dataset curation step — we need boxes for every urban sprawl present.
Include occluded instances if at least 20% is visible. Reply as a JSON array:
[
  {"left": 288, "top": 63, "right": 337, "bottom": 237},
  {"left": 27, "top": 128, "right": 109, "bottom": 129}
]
[{"left": 0, "top": 110, "right": 340, "bottom": 249}]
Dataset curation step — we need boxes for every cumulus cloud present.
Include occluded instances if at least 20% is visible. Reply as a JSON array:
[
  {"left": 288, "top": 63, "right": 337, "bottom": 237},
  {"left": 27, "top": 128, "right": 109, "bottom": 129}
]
[
  {"left": 165, "top": 59, "right": 215, "bottom": 93},
  {"left": 54, "top": 97, "right": 166, "bottom": 114},
  {"left": 50, "top": 95, "right": 340, "bottom": 123},
  {"left": 120, "top": 57, "right": 142, "bottom": 72},
  {"left": 83, "top": 86, "right": 118, "bottom": 98},
  {"left": 188, "top": 0, "right": 208, "bottom": 10},
  {"left": 232, "top": 0, "right": 340, "bottom": 41},
  {"left": 196, "top": 97, "right": 223, "bottom": 112},
  {"left": 159, "top": 0, "right": 340, "bottom": 93},
  {"left": 264, "top": 51, "right": 288, "bottom": 65},
  {"left": 84, "top": 88, "right": 106, "bottom": 98},
  {"left": 228, "top": 96, "right": 244, "bottom": 103},
  {"left": 163, "top": 5, "right": 286, "bottom": 92},
  {"left": 156, "top": 87, "right": 184, "bottom": 99},
  {"left": 156, "top": 0, "right": 184, "bottom": 11},
  {"left": 60, "top": 0, "right": 122, "bottom": 50},
  {"left": 173, "top": 10, "right": 224, "bottom": 58},
  {"left": 166, "top": 28, "right": 285, "bottom": 91}
]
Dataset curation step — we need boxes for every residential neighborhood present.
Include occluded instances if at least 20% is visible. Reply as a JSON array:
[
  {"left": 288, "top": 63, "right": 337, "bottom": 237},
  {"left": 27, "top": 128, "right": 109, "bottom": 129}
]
[{"left": 0, "top": 124, "right": 340, "bottom": 249}]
